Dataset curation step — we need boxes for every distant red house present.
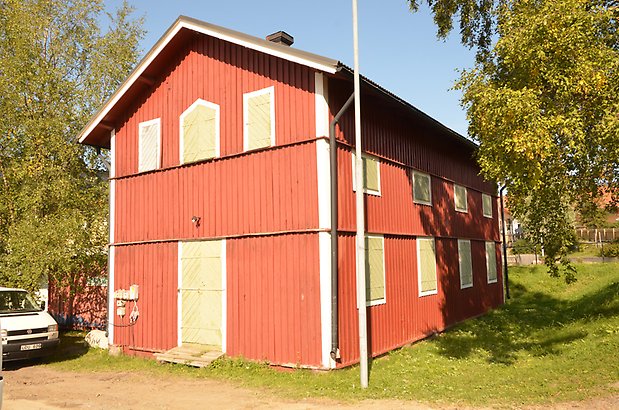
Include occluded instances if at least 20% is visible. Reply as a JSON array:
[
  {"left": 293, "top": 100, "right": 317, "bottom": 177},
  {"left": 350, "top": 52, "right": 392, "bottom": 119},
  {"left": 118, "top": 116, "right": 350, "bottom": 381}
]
[
  {"left": 78, "top": 16, "right": 503, "bottom": 369},
  {"left": 48, "top": 277, "right": 107, "bottom": 330}
]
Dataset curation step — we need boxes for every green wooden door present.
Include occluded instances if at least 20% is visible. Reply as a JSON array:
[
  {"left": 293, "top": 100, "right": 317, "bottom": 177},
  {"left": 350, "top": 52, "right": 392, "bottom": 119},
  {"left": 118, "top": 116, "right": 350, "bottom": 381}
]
[{"left": 180, "top": 240, "right": 224, "bottom": 348}]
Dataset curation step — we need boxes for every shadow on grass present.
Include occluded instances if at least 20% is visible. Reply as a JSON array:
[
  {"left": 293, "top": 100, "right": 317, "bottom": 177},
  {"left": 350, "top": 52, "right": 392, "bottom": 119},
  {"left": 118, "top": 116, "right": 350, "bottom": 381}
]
[
  {"left": 434, "top": 280, "right": 619, "bottom": 365},
  {"left": 2, "top": 332, "right": 89, "bottom": 370},
  {"left": 44, "top": 331, "right": 89, "bottom": 364}
]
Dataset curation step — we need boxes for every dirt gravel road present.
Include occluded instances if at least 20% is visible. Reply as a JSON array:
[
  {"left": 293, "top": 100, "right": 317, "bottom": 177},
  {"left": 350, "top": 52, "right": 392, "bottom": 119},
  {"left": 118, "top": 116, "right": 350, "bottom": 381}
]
[
  {"left": 2, "top": 364, "right": 618, "bottom": 410},
  {"left": 2, "top": 365, "right": 433, "bottom": 410}
]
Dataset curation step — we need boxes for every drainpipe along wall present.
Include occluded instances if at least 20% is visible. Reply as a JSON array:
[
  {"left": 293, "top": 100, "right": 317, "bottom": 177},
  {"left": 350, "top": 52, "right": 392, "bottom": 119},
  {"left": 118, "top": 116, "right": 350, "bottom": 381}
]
[{"left": 329, "top": 92, "right": 355, "bottom": 361}]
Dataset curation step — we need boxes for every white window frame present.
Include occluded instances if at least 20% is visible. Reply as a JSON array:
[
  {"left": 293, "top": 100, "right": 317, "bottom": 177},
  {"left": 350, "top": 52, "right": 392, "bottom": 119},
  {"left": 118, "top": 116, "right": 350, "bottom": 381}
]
[
  {"left": 243, "top": 86, "right": 275, "bottom": 152},
  {"left": 138, "top": 118, "right": 161, "bottom": 173},
  {"left": 417, "top": 236, "right": 438, "bottom": 297},
  {"left": 458, "top": 239, "right": 473, "bottom": 289},
  {"left": 412, "top": 170, "right": 432, "bottom": 206},
  {"left": 482, "top": 193, "right": 493, "bottom": 218},
  {"left": 486, "top": 241, "right": 498, "bottom": 284},
  {"left": 454, "top": 183, "right": 468, "bottom": 213},
  {"left": 351, "top": 152, "right": 381, "bottom": 196},
  {"left": 365, "top": 234, "right": 386, "bottom": 307},
  {"left": 179, "top": 98, "right": 221, "bottom": 164}
]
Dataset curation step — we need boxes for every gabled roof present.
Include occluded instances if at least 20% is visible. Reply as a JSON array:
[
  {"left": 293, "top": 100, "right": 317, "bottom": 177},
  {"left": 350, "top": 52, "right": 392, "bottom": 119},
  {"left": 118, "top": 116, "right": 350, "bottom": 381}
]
[
  {"left": 78, "top": 16, "right": 340, "bottom": 148},
  {"left": 78, "top": 15, "right": 475, "bottom": 150}
]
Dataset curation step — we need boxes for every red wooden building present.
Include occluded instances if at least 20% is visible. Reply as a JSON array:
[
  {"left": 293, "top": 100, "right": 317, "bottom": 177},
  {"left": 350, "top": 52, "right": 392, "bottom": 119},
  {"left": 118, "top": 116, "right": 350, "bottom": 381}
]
[{"left": 78, "top": 16, "right": 503, "bottom": 369}]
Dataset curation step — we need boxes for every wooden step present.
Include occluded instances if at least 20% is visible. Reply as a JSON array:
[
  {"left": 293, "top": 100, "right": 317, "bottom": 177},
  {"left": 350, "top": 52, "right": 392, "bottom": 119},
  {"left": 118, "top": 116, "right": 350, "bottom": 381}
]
[{"left": 154, "top": 344, "right": 224, "bottom": 368}]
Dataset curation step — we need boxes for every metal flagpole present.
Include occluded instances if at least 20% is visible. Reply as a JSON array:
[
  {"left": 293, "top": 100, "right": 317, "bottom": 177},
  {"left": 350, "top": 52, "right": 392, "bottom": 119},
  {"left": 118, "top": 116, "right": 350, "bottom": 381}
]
[{"left": 352, "top": 0, "right": 369, "bottom": 389}]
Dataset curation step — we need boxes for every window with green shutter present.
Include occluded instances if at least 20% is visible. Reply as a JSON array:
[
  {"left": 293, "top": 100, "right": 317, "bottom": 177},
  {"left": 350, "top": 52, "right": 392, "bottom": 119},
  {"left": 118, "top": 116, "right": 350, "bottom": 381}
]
[
  {"left": 413, "top": 171, "right": 432, "bottom": 205},
  {"left": 138, "top": 118, "right": 161, "bottom": 173},
  {"left": 458, "top": 239, "right": 473, "bottom": 289},
  {"left": 486, "top": 241, "right": 498, "bottom": 283},
  {"left": 417, "top": 237, "right": 437, "bottom": 296},
  {"left": 244, "top": 86, "right": 274, "bottom": 151},
  {"left": 365, "top": 235, "right": 385, "bottom": 305},
  {"left": 482, "top": 193, "right": 493, "bottom": 218},
  {"left": 180, "top": 99, "right": 219, "bottom": 164},
  {"left": 454, "top": 184, "right": 468, "bottom": 212},
  {"left": 352, "top": 152, "right": 381, "bottom": 195}
]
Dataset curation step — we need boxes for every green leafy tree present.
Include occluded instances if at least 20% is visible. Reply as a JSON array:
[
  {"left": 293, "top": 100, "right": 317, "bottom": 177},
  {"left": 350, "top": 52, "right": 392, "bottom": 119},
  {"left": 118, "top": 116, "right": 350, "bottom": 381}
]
[
  {"left": 409, "top": 0, "right": 619, "bottom": 281},
  {"left": 0, "top": 0, "right": 144, "bottom": 294},
  {"left": 408, "top": 0, "right": 503, "bottom": 60}
]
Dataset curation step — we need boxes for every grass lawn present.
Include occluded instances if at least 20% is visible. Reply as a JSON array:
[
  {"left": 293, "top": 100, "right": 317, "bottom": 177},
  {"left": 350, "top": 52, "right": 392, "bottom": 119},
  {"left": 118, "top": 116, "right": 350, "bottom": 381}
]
[
  {"left": 568, "top": 242, "right": 601, "bottom": 259},
  {"left": 48, "top": 263, "right": 619, "bottom": 408}
]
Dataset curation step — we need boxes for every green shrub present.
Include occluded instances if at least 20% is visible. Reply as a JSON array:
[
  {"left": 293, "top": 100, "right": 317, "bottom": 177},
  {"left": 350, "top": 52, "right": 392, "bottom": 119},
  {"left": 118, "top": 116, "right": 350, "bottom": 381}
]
[
  {"left": 512, "top": 238, "right": 538, "bottom": 254},
  {"left": 599, "top": 240, "right": 619, "bottom": 257}
]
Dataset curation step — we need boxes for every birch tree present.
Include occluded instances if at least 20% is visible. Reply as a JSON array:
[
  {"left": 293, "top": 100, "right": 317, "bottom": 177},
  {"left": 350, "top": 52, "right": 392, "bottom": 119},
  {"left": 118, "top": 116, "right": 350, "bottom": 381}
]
[
  {"left": 0, "top": 0, "right": 144, "bottom": 292},
  {"left": 409, "top": 0, "right": 619, "bottom": 280}
]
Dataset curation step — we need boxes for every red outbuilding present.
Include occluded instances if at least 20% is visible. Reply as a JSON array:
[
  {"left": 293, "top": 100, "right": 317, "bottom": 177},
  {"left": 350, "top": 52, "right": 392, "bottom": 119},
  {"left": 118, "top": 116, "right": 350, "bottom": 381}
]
[{"left": 78, "top": 16, "right": 503, "bottom": 369}]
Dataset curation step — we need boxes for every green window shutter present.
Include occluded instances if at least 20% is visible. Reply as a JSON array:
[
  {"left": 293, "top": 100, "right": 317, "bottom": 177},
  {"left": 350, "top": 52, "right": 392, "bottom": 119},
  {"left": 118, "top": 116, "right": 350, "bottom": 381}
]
[
  {"left": 486, "top": 241, "right": 498, "bottom": 283},
  {"left": 182, "top": 103, "right": 217, "bottom": 163},
  {"left": 138, "top": 120, "right": 160, "bottom": 172},
  {"left": 246, "top": 91, "right": 272, "bottom": 150},
  {"left": 418, "top": 238, "right": 437, "bottom": 294},
  {"left": 352, "top": 152, "right": 381, "bottom": 195},
  {"left": 413, "top": 171, "right": 431, "bottom": 204},
  {"left": 365, "top": 236, "right": 385, "bottom": 303},
  {"left": 363, "top": 156, "right": 380, "bottom": 193},
  {"left": 482, "top": 193, "right": 493, "bottom": 217},
  {"left": 455, "top": 184, "right": 468, "bottom": 212},
  {"left": 458, "top": 240, "right": 473, "bottom": 288}
]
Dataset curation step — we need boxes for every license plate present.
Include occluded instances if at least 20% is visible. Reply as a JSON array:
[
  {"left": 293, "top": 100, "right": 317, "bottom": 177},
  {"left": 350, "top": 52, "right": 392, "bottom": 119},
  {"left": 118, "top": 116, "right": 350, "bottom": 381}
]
[{"left": 20, "top": 343, "right": 42, "bottom": 351}]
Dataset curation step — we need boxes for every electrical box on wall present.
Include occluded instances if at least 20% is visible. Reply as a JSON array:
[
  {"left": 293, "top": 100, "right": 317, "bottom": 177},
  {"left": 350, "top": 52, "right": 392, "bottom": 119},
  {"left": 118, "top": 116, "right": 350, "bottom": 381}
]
[
  {"left": 114, "top": 284, "right": 139, "bottom": 301},
  {"left": 129, "top": 284, "right": 139, "bottom": 300},
  {"left": 114, "top": 284, "right": 140, "bottom": 319},
  {"left": 116, "top": 306, "right": 126, "bottom": 317}
]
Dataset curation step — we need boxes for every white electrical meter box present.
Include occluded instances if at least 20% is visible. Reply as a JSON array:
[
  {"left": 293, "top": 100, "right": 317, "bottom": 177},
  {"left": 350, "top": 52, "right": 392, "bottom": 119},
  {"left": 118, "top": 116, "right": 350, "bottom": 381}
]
[{"left": 129, "top": 284, "right": 139, "bottom": 300}]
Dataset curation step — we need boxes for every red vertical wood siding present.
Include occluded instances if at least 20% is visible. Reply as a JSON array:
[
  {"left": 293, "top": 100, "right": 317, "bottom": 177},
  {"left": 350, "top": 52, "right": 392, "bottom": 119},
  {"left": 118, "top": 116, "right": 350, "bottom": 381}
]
[
  {"left": 329, "top": 80, "right": 494, "bottom": 193},
  {"left": 113, "top": 243, "right": 179, "bottom": 353},
  {"left": 106, "top": 24, "right": 506, "bottom": 368},
  {"left": 337, "top": 235, "right": 503, "bottom": 367},
  {"left": 330, "top": 78, "right": 503, "bottom": 367},
  {"left": 48, "top": 280, "right": 107, "bottom": 329},
  {"left": 114, "top": 142, "right": 319, "bottom": 244},
  {"left": 227, "top": 233, "right": 322, "bottom": 367},
  {"left": 337, "top": 146, "right": 500, "bottom": 241},
  {"left": 114, "top": 35, "right": 316, "bottom": 178}
]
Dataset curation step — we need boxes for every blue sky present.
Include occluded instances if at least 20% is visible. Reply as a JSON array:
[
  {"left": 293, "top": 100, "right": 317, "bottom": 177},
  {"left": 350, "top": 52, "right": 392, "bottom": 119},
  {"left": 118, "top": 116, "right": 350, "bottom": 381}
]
[{"left": 106, "top": 0, "right": 476, "bottom": 137}]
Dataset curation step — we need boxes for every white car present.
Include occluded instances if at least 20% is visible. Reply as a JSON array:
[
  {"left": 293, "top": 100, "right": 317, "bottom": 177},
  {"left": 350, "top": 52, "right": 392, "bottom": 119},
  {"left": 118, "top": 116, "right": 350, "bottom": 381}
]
[{"left": 0, "top": 287, "right": 60, "bottom": 362}]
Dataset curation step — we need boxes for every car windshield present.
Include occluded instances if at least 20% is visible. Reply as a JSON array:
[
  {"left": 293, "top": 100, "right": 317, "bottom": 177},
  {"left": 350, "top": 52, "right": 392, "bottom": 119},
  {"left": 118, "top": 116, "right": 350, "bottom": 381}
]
[{"left": 0, "top": 290, "right": 41, "bottom": 313}]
